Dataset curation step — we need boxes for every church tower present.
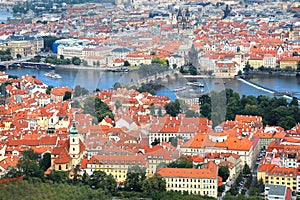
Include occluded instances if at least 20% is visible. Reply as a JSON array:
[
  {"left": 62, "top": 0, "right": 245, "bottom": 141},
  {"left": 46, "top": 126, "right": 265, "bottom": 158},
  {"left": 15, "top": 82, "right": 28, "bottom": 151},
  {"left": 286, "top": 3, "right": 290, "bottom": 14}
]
[{"left": 69, "top": 120, "right": 81, "bottom": 165}]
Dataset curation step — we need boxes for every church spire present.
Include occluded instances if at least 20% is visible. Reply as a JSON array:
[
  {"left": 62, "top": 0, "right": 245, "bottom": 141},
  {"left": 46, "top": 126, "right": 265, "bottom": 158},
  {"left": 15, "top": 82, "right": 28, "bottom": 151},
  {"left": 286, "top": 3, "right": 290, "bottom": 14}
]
[{"left": 69, "top": 120, "right": 78, "bottom": 135}]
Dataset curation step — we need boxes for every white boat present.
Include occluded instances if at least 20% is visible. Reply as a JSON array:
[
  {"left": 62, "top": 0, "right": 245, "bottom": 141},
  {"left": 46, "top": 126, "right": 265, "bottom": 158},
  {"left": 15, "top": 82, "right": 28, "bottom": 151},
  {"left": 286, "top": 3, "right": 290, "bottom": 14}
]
[
  {"left": 173, "top": 86, "right": 187, "bottom": 92},
  {"left": 44, "top": 72, "right": 52, "bottom": 77},
  {"left": 52, "top": 74, "right": 62, "bottom": 79},
  {"left": 44, "top": 72, "right": 62, "bottom": 79},
  {"left": 186, "top": 82, "right": 204, "bottom": 87}
]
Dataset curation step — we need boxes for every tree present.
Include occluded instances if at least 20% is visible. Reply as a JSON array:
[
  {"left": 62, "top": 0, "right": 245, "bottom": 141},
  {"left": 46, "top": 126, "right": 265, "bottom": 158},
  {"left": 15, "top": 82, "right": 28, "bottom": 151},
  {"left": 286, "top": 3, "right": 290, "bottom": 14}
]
[
  {"left": 124, "top": 60, "right": 130, "bottom": 66},
  {"left": 47, "top": 170, "right": 68, "bottom": 183},
  {"left": 125, "top": 165, "right": 146, "bottom": 192},
  {"left": 167, "top": 156, "right": 193, "bottom": 168},
  {"left": 188, "top": 65, "right": 197, "bottom": 75},
  {"left": 150, "top": 103, "right": 156, "bottom": 115},
  {"left": 169, "top": 137, "right": 178, "bottom": 147},
  {"left": 83, "top": 97, "right": 114, "bottom": 123},
  {"left": 165, "top": 99, "right": 180, "bottom": 117},
  {"left": 39, "top": 152, "right": 51, "bottom": 172},
  {"left": 172, "top": 64, "right": 177, "bottom": 69},
  {"left": 46, "top": 85, "right": 53, "bottom": 95},
  {"left": 17, "top": 149, "right": 43, "bottom": 179},
  {"left": 158, "top": 107, "right": 163, "bottom": 117},
  {"left": 115, "top": 100, "right": 122, "bottom": 110},
  {"left": 218, "top": 166, "right": 230, "bottom": 182},
  {"left": 151, "top": 138, "right": 160, "bottom": 146},
  {"left": 71, "top": 100, "right": 81, "bottom": 108},
  {"left": 113, "top": 82, "right": 122, "bottom": 90},
  {"left": 218, "top": 185, "right": 225, "bottom": 193},
  {"left": 278, "top": 116, "right": 296, "bottom": 130},
  {"left": 289, "top": 97, "right": 299, "bottom": 107},
  {"left": 72, "top": 56, "right": 81, "bottom": 65},
  {"left": 185, "top": 110, "right": 199, "bottom": 118},
  {"left": 74, "top": 85, "right": 89, "bottom": 97},
  {"left": 42, "top": 36, "right": 59, "bottom": 52},
  {"left": 90, "top": 171, "right": 117, "bottom": 193},
  {"left": 243, "top": 163, "right": 251, "bottom": 175},
  {"left": 142, "top": 175, "right": 166, "bottom": 196},
  {"left": 63, "top": 91, "right": 72, "bottom": 101}
]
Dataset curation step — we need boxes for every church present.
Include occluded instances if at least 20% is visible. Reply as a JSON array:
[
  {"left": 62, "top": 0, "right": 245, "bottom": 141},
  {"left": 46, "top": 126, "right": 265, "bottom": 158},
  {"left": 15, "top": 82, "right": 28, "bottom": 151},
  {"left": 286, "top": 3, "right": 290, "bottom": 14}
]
[{"left": 50, "top": 120, "right": 86, "bottom": 172}]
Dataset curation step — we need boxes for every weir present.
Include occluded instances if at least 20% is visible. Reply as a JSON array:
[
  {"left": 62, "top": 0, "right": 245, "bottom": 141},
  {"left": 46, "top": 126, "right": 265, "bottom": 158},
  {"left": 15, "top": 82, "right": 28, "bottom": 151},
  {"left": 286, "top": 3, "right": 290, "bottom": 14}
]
[
  {"left": 238, "top": 78, "right": 300, "bottom": 104},
  {"left": 237, "top": 78, "right": 276, "bottom": 94}
]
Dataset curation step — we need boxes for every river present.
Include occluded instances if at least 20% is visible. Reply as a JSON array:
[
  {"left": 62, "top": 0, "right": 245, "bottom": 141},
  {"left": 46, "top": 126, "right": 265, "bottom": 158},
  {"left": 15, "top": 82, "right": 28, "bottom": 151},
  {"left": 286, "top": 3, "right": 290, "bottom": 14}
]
[
  {"left": 3, "top": 67, "right": 300, "bottom": 101},
  {"left": 0, "top": 9, "right": 13, "bottom": 23}
]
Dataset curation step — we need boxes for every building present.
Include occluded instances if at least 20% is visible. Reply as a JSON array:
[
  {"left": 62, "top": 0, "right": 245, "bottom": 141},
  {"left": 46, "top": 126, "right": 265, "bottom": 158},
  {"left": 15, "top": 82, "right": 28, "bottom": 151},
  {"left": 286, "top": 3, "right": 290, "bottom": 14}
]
[
  {"left": 81, "top": 154, "right": 147, "bottom": 183},
  {"left": 257, "top": 164, "right": 299, "bottom": 192},
  {"left": 51, "top": 121, "right": 86, "bottom": 171},
  {"left": 265, "top": 184, "right": 292, "bottom": 200},
  {"left": 157, "top": 161, "right": 218, "bottom": 198},
  {"left": 279, "top": 57, "right": 300, "bottom": 70},
  {"left": 180, "top": 126, "right": 260, "bottom": 168},
  {"left": 50, "top": 87, "right": 73, "bottom": 102},
  {"left": 214, "top": 61, "right": 239, "bottom": 78},
  {"left": 148, "top": 115, "right": 211, "bottom": 145}
]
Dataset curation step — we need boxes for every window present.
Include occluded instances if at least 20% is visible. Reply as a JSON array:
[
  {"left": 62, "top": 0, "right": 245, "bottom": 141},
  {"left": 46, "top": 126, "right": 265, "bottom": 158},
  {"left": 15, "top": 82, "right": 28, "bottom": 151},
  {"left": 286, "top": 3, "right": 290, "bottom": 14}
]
[{"left": 59, "top": 165, "right": 62, "bottom": 170}]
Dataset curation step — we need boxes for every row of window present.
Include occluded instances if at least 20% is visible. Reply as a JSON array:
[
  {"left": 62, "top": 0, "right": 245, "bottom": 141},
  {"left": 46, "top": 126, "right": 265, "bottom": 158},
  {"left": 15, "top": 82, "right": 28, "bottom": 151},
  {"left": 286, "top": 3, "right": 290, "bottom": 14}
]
[
  {"left": 167, "top": 178, "right": 215, "bottom": 183},
  {"left": 168, "top": 184, "right": 215, "bottom": 189}
]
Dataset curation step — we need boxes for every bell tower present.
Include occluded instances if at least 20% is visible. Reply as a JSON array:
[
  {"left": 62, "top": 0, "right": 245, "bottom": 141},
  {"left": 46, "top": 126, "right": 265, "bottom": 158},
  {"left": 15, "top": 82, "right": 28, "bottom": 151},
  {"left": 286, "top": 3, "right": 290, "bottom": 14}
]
[{"left": 69, "top": 120, "right": 80, "bottom": 164}]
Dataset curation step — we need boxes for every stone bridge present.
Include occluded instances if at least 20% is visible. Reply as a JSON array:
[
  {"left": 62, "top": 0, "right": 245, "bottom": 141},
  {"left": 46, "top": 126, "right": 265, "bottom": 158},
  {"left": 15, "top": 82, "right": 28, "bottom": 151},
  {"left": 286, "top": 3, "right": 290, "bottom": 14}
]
[{"left": 124, "top": 69, "right": 181, "bottom": 88}]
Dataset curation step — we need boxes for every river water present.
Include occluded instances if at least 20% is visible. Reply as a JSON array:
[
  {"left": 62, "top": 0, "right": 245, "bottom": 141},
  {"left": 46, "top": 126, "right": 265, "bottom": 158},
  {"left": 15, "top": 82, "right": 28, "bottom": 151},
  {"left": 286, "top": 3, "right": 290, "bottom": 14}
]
[
  {"left": 0, "top": 9, "right": 13, "bottom": 23},
  {"left": 3, "top": 67, "right": 300, "bottom": 101}
]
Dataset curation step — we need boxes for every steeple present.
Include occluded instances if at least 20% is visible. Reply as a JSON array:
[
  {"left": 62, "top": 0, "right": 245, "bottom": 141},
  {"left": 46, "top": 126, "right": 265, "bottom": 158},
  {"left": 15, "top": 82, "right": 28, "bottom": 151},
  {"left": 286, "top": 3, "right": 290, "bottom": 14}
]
[{"left": 69, "top": 120, "right": 78, "bottom": 135}]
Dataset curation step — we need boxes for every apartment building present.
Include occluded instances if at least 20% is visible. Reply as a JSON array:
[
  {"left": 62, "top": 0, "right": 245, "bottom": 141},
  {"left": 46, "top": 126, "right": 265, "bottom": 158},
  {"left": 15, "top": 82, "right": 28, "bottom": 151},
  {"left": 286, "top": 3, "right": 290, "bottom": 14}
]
[
  {"left": 157, "top": 161, "right": 218, "bottom": 198},
  {"left": 81, "top": 155, "right": 147, "bottom": 183}
]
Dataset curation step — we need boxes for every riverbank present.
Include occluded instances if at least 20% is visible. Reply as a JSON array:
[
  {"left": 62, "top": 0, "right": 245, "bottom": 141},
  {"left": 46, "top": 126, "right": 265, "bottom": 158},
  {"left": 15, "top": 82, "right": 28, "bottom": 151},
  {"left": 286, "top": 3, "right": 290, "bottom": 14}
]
[
  {"left": 244, "top": 71, "right": 300, "bottom": 78},
  {"left": 55, "top": 65, "right": 121, "bottom": 71}
]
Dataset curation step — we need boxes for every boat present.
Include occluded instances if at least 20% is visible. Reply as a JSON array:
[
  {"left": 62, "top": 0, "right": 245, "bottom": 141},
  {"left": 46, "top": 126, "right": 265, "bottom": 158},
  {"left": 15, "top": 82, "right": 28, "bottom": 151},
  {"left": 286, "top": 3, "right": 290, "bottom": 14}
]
[
  {"left": 173, "top": 86, "right": 187, "bottom": 92},
  {"left": 186, "top": 82, "right": 204, "bottom": 87},
  {"left": 44, "top": 72, "right": 62, "bottom": 79},
  {"left": 108, "top": 67, "right": 129, "bottom": 72},
  {"left": 52, "top": 74, "right": 62, "bottom": 79}
]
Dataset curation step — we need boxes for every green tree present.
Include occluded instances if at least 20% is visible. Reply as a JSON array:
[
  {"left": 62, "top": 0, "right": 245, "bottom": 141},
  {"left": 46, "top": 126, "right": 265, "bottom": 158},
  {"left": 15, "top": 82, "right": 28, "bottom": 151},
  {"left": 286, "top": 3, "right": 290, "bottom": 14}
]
[
  {"left": 188, "top": 65, "right": 197, "bottom": 75},
  {"left": 72, "top": 56, "right": 81, "bottom": 65},
  {"left": 71, "top": 100, "right": 81, "bottom": 108},
  {"left": 167, "top": 156, "right": 193, "bottom": 168},
  {"left": 278, "top": 116, "right": 296, "bottom": 130},
  {"left": 113, "top": 82, "right": 122, "bottom": 90},
  {"left": 63, "top": 91, "right": 72, "bottom": 101},
  {"left": 39, "top": 152, "right": 51, "bottom": 172},
  {"left": 150, "top": 103, "right": 156, "bottom": 115},
  {"left": 42, "top": 36, "right": 59, "bottom": 52},
  {"left": 142, "top": 174, "right": 166, "bottom": 196},
  {"left": 185, "top": 110, "right": 199, "bottom": 118},
  {"left": 46, "top": 85, "right": 54, "bottom": 95},
  {"left": 47, "top": 170, "right": 68, "bottom": 183},
  {"left": 74, "top": 85, "right": 89, "bottom": 97},
  {"left": 83, "top": 97, "right": 114, "bottom": 123},
  {"left": 151, "top": 138, "right": 160, "bottom": 146},
  {"left": 115, "top": 100, "right": 122, "bottom": 110},
  {"left": 17, "top": 149, "right": 43, "bottom": 179},
  {"left": 169, "top": 137, "right": 178, "bottom": 147},
  {"left": 125, "top": 166, "right": 146, "bottom": 192},
  {"left": 165, "top": 99, "right": 180, "bottom": 117},
  {"left": 124, "top": 60, "right": 130, "bottom": 66},
  {"left": 158, "top": 107, "right": 163, "bottom": 117},
  {"left": 289, "top": 97, "right": 299, "bottom": 107},
  {"left": 243, "top": 163, "right": 251, "bottom": 175},
  {"left": 218, "top": 166, "right": 230, "bottom": 182},
  {"left": 90, "top": 171, "right": 117, "bottom": 193}
]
